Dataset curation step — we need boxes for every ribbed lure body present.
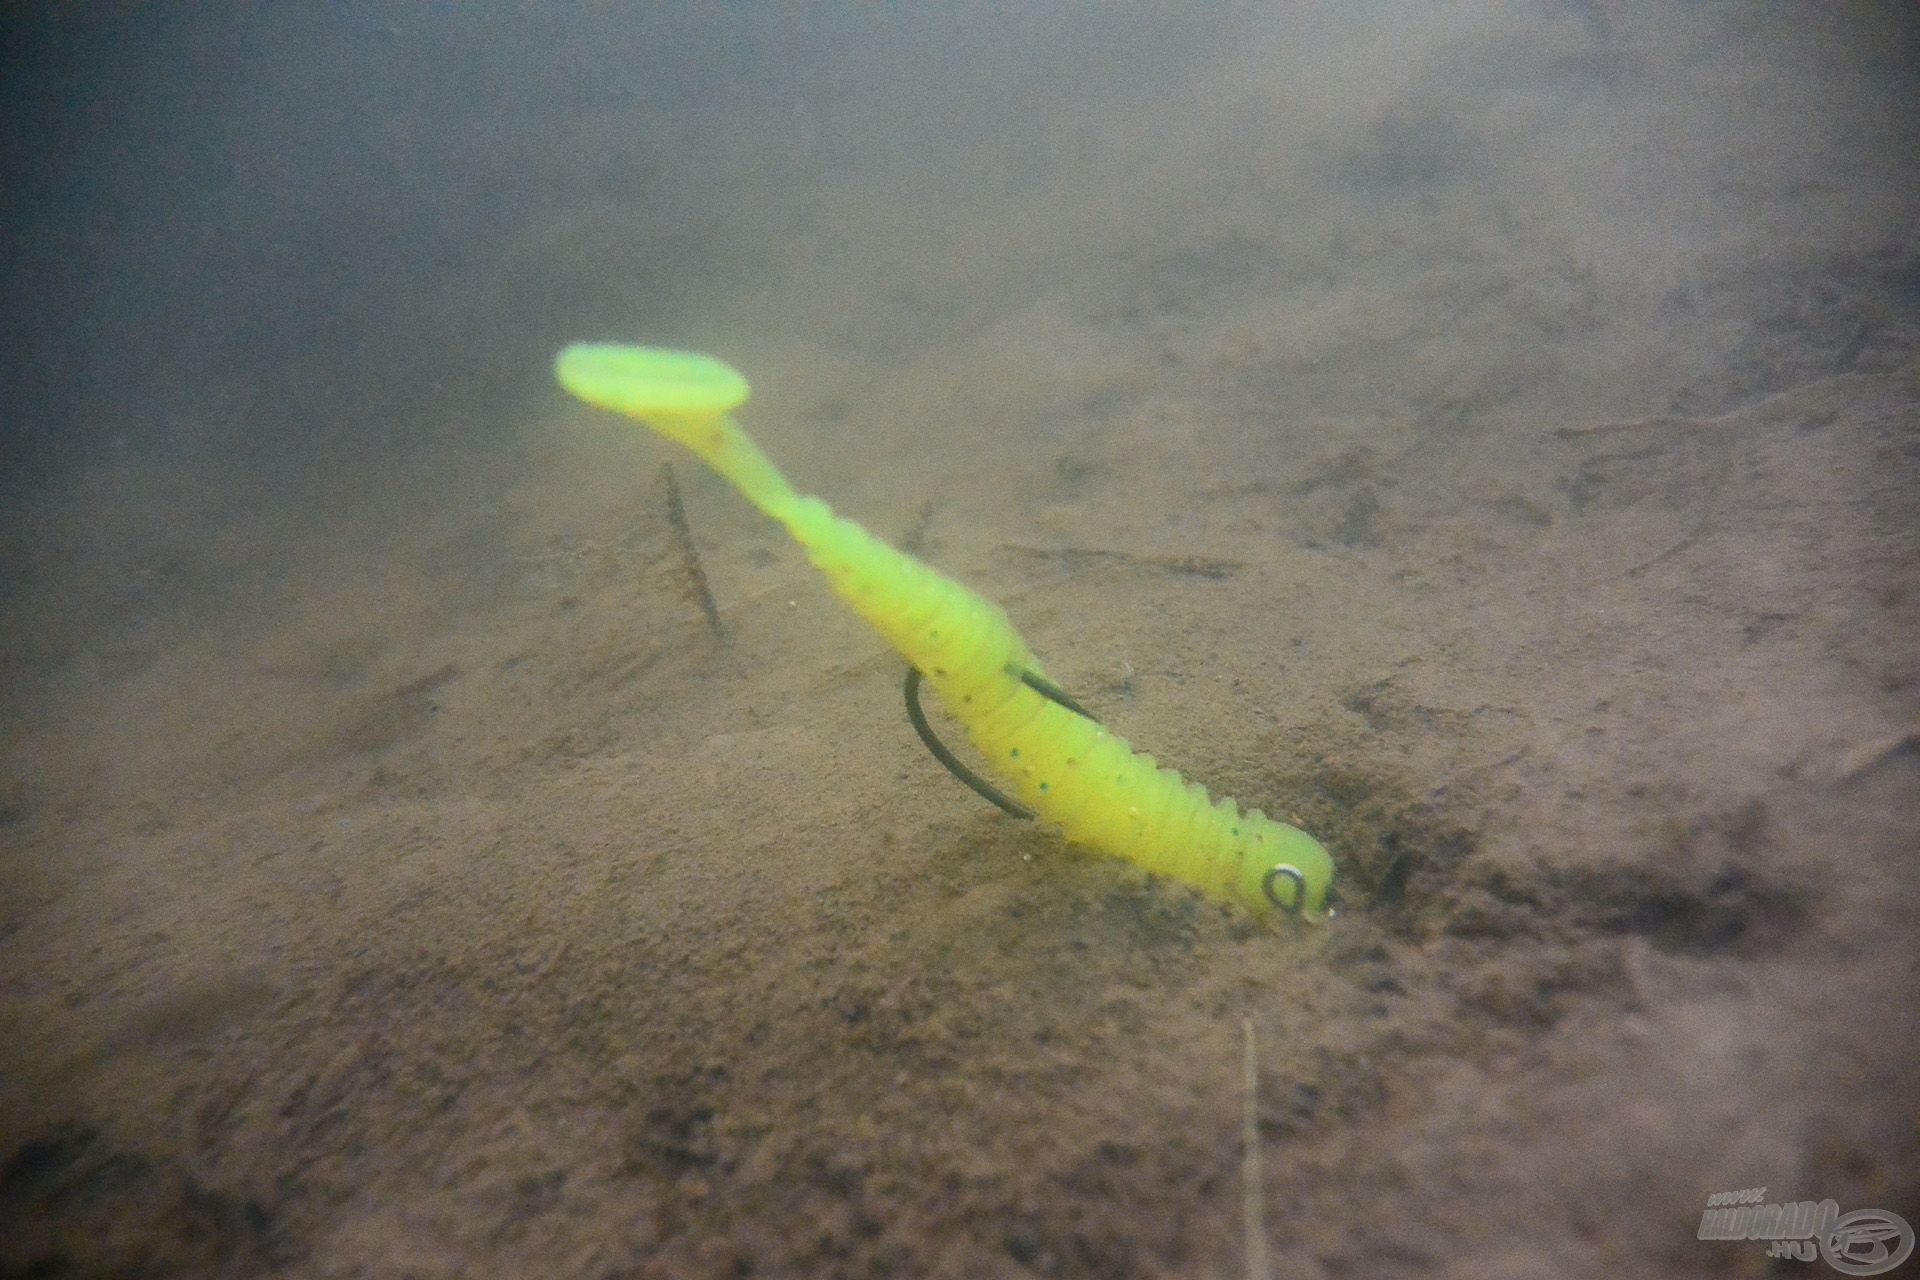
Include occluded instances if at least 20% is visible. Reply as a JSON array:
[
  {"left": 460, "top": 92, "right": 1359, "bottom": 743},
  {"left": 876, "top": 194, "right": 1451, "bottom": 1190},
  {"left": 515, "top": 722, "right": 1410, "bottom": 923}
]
[{"left": 554, "top": 344, "right": 1333, "bottom": 916}]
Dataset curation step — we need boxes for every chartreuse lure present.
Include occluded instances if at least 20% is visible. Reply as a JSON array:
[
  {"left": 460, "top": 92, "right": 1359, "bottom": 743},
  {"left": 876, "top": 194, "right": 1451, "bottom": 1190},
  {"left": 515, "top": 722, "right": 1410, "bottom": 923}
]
[{"left": 554, "top": 344, "right": 1334, "bottom": 917}]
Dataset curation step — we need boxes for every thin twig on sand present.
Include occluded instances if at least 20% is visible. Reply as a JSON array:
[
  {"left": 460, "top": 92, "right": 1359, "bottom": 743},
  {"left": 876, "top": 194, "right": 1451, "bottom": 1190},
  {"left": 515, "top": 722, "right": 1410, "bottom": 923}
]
[
  {"left": 661, "top": 462, "right": 727, "bottom": 643},
  {"left": 1242, "top": 1017, "right": 1269, "bottom": 1280}
]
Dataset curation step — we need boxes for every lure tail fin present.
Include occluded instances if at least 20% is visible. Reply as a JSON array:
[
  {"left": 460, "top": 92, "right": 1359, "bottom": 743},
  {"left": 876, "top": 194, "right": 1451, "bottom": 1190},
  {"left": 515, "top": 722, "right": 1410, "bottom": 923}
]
[{"left": 555, "top": 343, "right": 799, "bottom": 519}]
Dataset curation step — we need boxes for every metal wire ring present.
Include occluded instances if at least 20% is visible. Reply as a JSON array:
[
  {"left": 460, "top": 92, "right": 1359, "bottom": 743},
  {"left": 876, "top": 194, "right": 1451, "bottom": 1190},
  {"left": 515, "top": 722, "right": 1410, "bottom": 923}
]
[{"left": 1262, "top": 863, "right": 1308, "bottom": 917}]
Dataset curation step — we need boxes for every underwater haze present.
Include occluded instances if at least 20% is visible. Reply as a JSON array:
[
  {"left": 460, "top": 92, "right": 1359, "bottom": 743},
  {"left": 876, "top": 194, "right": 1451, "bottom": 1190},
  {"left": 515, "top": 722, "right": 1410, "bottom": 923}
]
[{"left": 2, "top": 3, "right": 1917, "bottom": 1276}]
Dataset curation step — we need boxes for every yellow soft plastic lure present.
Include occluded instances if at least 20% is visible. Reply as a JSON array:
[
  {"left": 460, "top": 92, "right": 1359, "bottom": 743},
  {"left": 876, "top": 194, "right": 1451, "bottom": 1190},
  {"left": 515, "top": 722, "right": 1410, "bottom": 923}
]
[{"left": 555, "top": 344, "right": 1334, "bottom": 917}]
